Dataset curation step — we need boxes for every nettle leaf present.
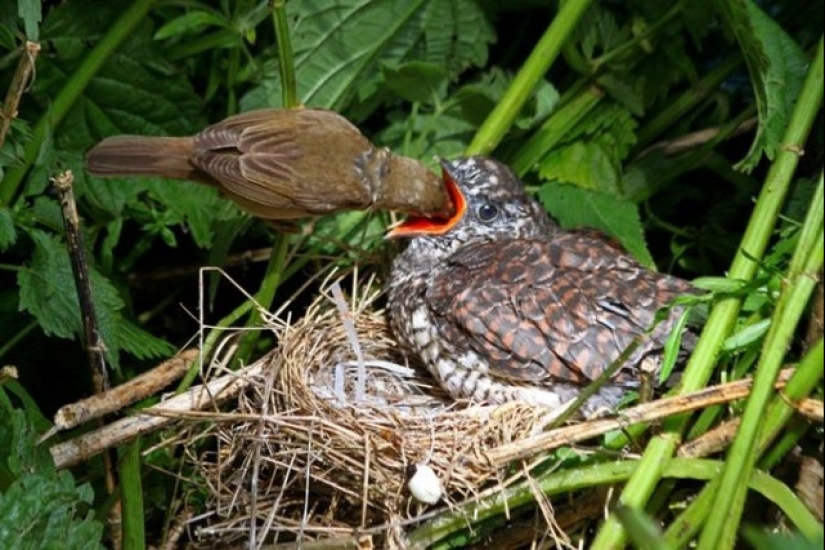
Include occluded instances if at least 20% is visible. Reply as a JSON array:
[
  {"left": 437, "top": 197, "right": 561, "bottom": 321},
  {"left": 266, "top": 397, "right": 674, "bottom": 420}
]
[
  {"left": 0, "top": 409, "right": 105, "bottom": 550},
  {"left": 17, "top": 230, "right": 125, "bottom": 369},
  {"left": 538, "top": 141, "right": 620, "bottom": 195},
  {"left": 247, "top": 0, "right": 494, "bottom": 111},
  {"left": 713, "top": 0, "right": 807, "bottom": 172},
  {"left": 537, "top": 101, "right": 637, "bottom": 196},
  {"left": 537, "top": 184, "right": 655, "bottom": 268}
]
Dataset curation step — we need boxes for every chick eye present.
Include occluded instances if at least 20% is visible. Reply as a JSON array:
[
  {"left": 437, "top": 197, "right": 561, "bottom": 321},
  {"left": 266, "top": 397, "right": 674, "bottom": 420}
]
[{"left": 476, "top": 202, "right": 499, "bottom": 223}]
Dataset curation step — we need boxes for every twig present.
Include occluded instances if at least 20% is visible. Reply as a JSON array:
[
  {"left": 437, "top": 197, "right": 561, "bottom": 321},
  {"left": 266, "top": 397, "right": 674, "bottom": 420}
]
[
  {"left": 50, "top": 359, "right": 268, "bottom": 469},
  {"left": 44, "top": 348, "right": 198, "bottom": 437},
  {"left": 0, "top": 41, "right": 39, "bottom": 148},
  {"left": 485, "top": 370, "right": 794, "bottom": 467},
  {"left": 52, "top": 170, "right": 110, "bottom": 392},
  {"left": 52, "top": 169, "right": 120, "bottom": 547}
]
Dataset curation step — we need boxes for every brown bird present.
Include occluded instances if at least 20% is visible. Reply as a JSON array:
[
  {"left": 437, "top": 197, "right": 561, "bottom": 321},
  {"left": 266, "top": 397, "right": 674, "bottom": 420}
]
[
  {"left": 387, "top": 156, "right": 696, "bottom": 417},
  {"left": 86, "top": 108, "right": 451, "bottom": 219}
]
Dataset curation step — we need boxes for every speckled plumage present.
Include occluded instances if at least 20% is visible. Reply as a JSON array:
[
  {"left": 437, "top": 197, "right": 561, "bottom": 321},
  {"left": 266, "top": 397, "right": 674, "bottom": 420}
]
[{"left": 387, "top": 156, "right": 695, "bottom": 417}]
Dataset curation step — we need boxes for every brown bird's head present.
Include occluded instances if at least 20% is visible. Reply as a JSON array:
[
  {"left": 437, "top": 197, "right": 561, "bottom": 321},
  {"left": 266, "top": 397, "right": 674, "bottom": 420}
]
[{"left": 387, "top": 156, "right": 557, "bottom": 265}]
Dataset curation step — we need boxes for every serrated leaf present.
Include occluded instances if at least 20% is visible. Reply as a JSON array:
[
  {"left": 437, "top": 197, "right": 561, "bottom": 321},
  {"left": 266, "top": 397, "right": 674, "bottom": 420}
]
[
  {"left": 243, "top": 0, "right": 494, "bottom": 111},
  {"left": 537, "top": 184, "right": 655, "bottom": 268},
  {"left": 537, "top": 141, "right": 621, "bottom": 195},
  {"left": 116, "top": 319, "right": 176, "bottom": 360},
  {"left": 0, "top": 410, "right": 105, "bottom": 550},
  {"left": 713, "top": 0, "right": 807, "bottom": 172},
  {"left": 17, "top": 230, "right": 125, "bottom": 369}
]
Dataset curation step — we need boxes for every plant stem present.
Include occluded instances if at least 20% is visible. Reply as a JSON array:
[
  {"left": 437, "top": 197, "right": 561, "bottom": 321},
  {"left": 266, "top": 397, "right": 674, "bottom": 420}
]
[
  {"left": 698, "top": 174, "right": 824, "bottom": 549},
  {"left": 0, "top": 0, "right": 158, "bottom": 206},
  {"left": 120, "top": 438, "right": 145, "bottom": 550},
  {"left": 590, "top": 34, "right": 825, "bottom": 550},
  {"left": 272, "top": 0, "right": 298, "bottom": 108},
  {"left": 405, "top": 457, "right": 818, "bottom": 549},
  {"left": 664, "top": 337, "right": 825, "bottom": 547},
  {"left": 466, "top": 0, "right": 594, "bottom": 156}
]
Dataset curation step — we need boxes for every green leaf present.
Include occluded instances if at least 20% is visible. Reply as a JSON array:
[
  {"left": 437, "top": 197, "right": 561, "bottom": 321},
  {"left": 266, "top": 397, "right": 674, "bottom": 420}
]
[
  {"left": 537, "top": 184, "right": 655, "bottom": 268},
  {"left": 0, "top": 408, "right": 105, "bottom": 549},
  {"left": 713, "top": 0, "right": 808, "bottom": 171},
  {"left": 381, "top": 61, "right": 448, "bottom": 104},
  {"left": 538, "top": 141, "right": 621, "bottom": 195},
  {"left": 17, "top": 0, "right": 41, "bottom": 40},
  {"left": 0, "top": 207, "right": 16, "bottom": 250},
  {"left": 153, "top": 10, "right": 228, "bottom": 40},
  {"left": 742, "top": 526, "right": 824, "bottom": 550},
  {"left": 244, "top": 0, "right": 494, "bottom": 111},
  {"left": 723, "top": 317, "right": 771, "bottom": 351},
  {"left": 16, "top": 229, "right": 126, "bottom": 369},
  {"left": 117, "top": 319, "right": 176, "bottom": 361}
]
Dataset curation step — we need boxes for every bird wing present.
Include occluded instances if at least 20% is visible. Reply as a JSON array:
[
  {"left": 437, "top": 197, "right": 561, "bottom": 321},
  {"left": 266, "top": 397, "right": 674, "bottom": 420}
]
[{"left": 426, "top": 235, "right": 692, "bottom": 385}]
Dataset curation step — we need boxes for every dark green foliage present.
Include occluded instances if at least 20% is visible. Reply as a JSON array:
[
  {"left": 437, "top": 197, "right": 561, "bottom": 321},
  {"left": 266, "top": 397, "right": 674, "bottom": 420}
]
[
  {"left": 0, "top": 403, "right": 104, "bottom": 549},
  {"left": 0, "top": 0, "right": 821, "bottom": 547}
]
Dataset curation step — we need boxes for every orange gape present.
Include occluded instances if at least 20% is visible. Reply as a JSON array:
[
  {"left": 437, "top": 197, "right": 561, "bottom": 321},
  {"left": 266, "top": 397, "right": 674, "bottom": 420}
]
[{"left": 86, "top": 108, "right": 452, "bottom": 220}]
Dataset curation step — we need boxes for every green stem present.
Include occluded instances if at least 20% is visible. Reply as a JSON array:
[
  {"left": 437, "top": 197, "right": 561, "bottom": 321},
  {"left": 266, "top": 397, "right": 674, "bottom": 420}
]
[
  {"left": 0, "top": 0, "right": 158, "bottom": 205},
  {"left": 466, "top": 0, "right": 594, "bottom": 156},
  {"left": 235, "top": 233, "right": 292, "bottom": 365},
  {"left": 590, "top": 34, "right": 825, "bottom": 550},
  {"left": 509, "top": 81, "right": 602, "bottom": 176},
  {"left": 272, "top": 0, "right": 298, "bottom": 108},
  {"left": 698, "top": 177, "right": 824, "bottom": 549},
  {"left": 120, "top": 438, "right": 146, "bottom": 550},
  {"left": 664, "top": 337, "right": 825, "bottom": 547},
  {"left": 405, "top": 458, "right": 818, "bottom": 549},
  {"left": 634, "top": 55, "right": 742, "bottom": 152}
]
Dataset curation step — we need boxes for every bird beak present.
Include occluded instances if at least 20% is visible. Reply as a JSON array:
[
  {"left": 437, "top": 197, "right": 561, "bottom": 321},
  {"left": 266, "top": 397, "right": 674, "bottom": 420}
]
[{"left": 386, "top": 159, "right": 466, "bottom": 239}]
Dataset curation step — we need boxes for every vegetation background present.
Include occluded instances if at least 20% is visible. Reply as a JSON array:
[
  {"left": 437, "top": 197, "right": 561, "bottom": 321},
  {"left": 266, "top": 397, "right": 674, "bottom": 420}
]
[{"left": 0, "top": 0, "right": 822, "bottom": 548}]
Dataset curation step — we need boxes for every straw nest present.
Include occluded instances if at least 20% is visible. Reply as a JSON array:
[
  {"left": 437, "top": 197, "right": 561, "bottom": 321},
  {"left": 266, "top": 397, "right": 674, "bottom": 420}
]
[{"left": 174, "top": 273, "right": 552, "bottom": 547}]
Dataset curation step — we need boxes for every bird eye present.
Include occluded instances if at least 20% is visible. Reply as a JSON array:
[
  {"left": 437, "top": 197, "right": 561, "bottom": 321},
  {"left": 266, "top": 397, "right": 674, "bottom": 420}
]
[{"left": 476, "top": 202, "right": 499, "bottom": 223}]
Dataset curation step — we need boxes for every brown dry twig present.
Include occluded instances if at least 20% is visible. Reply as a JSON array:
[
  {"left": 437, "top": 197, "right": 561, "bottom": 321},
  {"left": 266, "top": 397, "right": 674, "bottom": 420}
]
[
  {"left": 45, "top": 348, "right": 198, "bottom": 437},
  {"left": 0, "top": 41, "right": 39, "bottom": 148},
  {"left": 49, "top": 355, "right": 268, "bottom": 470},
  {"left": 485, "top": 369, "right": 795, "bottom": 467}
]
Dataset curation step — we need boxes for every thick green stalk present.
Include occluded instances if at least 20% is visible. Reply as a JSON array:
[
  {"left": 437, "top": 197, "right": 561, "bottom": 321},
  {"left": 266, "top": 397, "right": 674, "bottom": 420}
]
[
  {"left": 509, "top": 82, "right": 602, "bottom": 176},
  {"left": 272, "top": 0, "right": 298, "bottom": 108},
  {"left": 235, "top": 233, "right": 291, "bottom": 365},
  {"left": 405, "top": 458, "right": 818, "bottom": 549},
  {"left": 0, "top": 0, "right": 158, "bottom": 205},
  {"left": 120, "top": 438, "right": 146, "bottom": 550},
  {"left": 466, "top": 0, "right": 594, "bottom": 155},
  {"left": 590, "top": 35, "right": 824, "bottom": 550},
  {"left": 664, "top": 337, "right": 825, "bottom": 547},
  {"left": 698, "top": 186, "right": 824, "bottom": 549}
]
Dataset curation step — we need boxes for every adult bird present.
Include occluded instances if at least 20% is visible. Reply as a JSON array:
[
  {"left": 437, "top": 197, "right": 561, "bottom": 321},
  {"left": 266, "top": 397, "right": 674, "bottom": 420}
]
[{"left": 386, "top": 156, "right": 695, "bottom": 417}]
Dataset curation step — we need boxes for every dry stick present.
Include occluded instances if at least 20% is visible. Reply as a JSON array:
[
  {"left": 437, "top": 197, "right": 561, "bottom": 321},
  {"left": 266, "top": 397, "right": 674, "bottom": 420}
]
[
  {"left": 48, "top": 348, "right": 198, "bottom": 434},
  {"left": 53, "top": 171, "right": 111, "bottom": 392},
  {"left": 0, "top": 41, "right": 40, "bottom": 148},
  {"left": 679, "top": 396, "right": 824, "bottom": 459},
  {"left": 52, "top": 170, "right": 120, "bottom": 547},
  {"left": 50, "top": 361, "right": 267, "bottom": 469},
  {"left": 485, "top": 369, "right": 795, "bottom": 467}
]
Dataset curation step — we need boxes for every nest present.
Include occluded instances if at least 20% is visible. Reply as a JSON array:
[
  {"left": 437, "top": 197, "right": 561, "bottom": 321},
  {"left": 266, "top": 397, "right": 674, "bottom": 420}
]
[{"left": 176, "top": 274, "right": 550, "bottom": 547}]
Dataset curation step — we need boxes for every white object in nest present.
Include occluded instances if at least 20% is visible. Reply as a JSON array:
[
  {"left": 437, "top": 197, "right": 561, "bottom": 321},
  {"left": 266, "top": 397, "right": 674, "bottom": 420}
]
[{"left": 407, "top": 462, "right": 443, "bottom": 505}]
